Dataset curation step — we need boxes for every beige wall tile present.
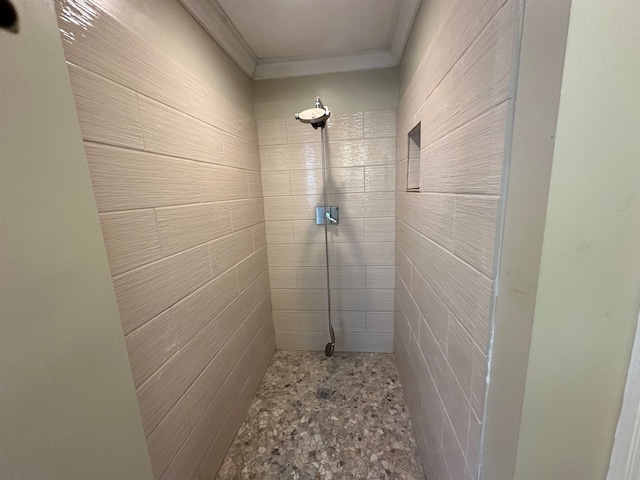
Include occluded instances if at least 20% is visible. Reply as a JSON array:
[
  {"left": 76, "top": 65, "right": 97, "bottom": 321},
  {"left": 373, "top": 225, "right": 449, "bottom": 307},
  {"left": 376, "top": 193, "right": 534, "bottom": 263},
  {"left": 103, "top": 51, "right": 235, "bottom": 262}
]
[
  {"left": 395, "top": 245, "right": 412, "bottom": 288},
  {"left": 237, "top": 247, "right": 268, "bottom": 291},
  {"left": 273, "top": 311, "right": 299, "bottom": 331},
  {"left": 453, "top": 195, "right": 499, "bottom": 277},
  {"left": 419, "top": 237, "right": 492, "bottom": 350},
  {"left": 146, "top": 398, "right": 190, "bottom": 479},
  {"left": 244, "top": 295, "right": 273, "bottom": 344},
  {"left": 113, "top": 245, "right": 211, "bottom": 335},
  {"left": 263, "top": 195, "right": 323, "bottom": 221},
  {"left": 494, "top": 0, "right": 517, "bottom": 105},
  {"left": 255, "top": 271, "right": 271, "bottom": 299},
  {"left": 216, "top": 285, "right": 257, "bottom": 346},
  {"left": 156, "top": 203, "right": 232, "bottom": 256},
  {"left": 412, "top": 269, "right": 449, "bottom": 351},
  {"left": 99, "top": 210, "right": 162, "bottom": 276},
  {"left": 336, "top": 333, "right": 394, "bottom": 352},
  {"left": 396, "top": 221, "right": 422, "bottom": 269},
  {"left": 267, "top": 244, "right": 326, "bottom": 267},
  {"left": 275, "top": 331, "right": 327, "bottom": 351},
  {"left": 417, "top": 63, "right": 463, "bottom": 148},
  {"left": 364, "top": 110, "right": 396, "bottom": 139},
  {"left": 294, "top": 218, "right": 365, "bottom": 244},
  {"left": 184, "top": 327, "right": 245, "bottom": 427},
  {"left": 412, "top": 193, "right": 455, "bottom": 250},
  {"left": 328, "top": 192, "right": 395, "bottom": 218},
  {"left": 489, "top": 100, "right": 509, "bottom": 195},
  {"left": 177, "top": 319, "right": 228, "bottom": 413},
  {"left": 271, "top": 288, "right": 328, "bottom": 311},
  {"left": 470, "top": 341, "right": 487, "bottom": 419},
  {"left": 327, "top": 138, "right": 396, "bottom": 167},
  {"left": 257, "top": 118, "right": 287, "bottom": 146},
  {"left": 125, "top": 309, "right": 177, "bottom": 388},
  {"left": 56, "top": 1, "right": 189, "bottom": 111},
  {"left": 259, "top": 143, "right": 322, "bottom": 171},
  {"left": 265, "top": 221, "right": 294, "bottom": 244},
  {"left": 331, "top": 288, "right": 394, "bottom": 311},
  {"left": 285, "top": 117, "right": 323, "bottom": 144},
  {"left": 299, "top": 310, "right": 366, "bottom": 333},
  {"left": 366, "top": 312, "right": 394, "bottom": 333},
  {"left": 396, "top": 274, "right": 420, "bottom": 334},
  {"left": 329, "top": 242, "right": 395, "bottom": 266},
  {"left": 185, "top": 74, "right": 246, "bottom": 138},
  {"left": 223, "top": 133, "right": 260, "bottom": 171},
  {"left": 67, "top": 63, "right": 144, "bottom": 149},
  {"left": 269, "top": 267, "right": 297, "bottom": 288},
  {"left": 364, "top": 217, "right": 396, "bottom": 242},
  {"left": 447, "top": 316, "right": 475, "bottom": 396},
  {"left": 296, "top": 267, "right": 366, "bottom": 289},
  {"left": 364, "top": 165, "right": 396, "bottom": 192},
  {"left": 459, "top": 18, "right": 499, "bottom": 127},
  {"left": 247, "top": 172, "right": 263, "bottom": 198},
  {"left": 171, "top": 268, "right": 239, "bottom": 348},
  {"left": 159, "top": 386, "right": 229, "bottom": 480},
  {"left": 86, "top": 143, "right": 201, "bottom": 212},
  {"left": 136, "top": 351, "right": 192, "bottom": 437},
  {"left": 261, "top": 171, "right": 291, "bottom": 197},
  {"left": 252, "top": 223, "right": 267, "bottom": 251},
  {"left": 325, "top": 112, "right": 365, "bottom": 141},
  {"left": 421, "top": 107, "right": 496, "bottom": 194},
  {"left": 442, "top": 415, "right": 467, "bottom": 480},
  {"left": 396, "top": 192, "right": 413, "bottom": 224},
  {"left": 230, "top": 198, "right": 265, "bottom": 231},
  {"left": 208, "top": 229, "right": 254, "bottom": 278},
  {"left": 138, "top": 95, "right": 224, "bottom": 164},
  {"left": 366, "top": 266, "right": 395, "bottom": 289},
  {"left": 466, "top": 411, "right": 482, "bottom": 480},
  {"left": 396, "top": 160, "right": 408, "bottom": 192},
  {"left": 290, "top": 167, "right": 365, "bottom": 195},
  {"left": 198, "top": 163, "right": 249, "bottom": 202}
]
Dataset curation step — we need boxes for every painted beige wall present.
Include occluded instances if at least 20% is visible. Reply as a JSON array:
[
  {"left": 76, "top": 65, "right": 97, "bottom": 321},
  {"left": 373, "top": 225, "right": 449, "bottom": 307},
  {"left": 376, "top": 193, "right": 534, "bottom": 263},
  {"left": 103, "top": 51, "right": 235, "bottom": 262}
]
[
  {"left": 0, "top": 2, "right": 153, "bottom": 479},
  {"left": 513, "top": 0, "right": 640, "bottom": 478},
  {"left": 253, "top": 70, "right": 398, "bottom": 352}
]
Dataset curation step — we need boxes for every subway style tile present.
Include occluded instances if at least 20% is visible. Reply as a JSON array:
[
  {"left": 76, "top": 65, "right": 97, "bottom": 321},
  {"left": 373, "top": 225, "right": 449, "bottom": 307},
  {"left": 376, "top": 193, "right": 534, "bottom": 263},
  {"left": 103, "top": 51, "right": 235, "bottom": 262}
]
[
  {"left": 85, "top": 143, "right": 201, "bottom": 212},
  {"left": 138, "top": 95, "right": 224, "bottom": 164},
  {"left": 67, "top": 63, "right": 145, "bottom": 150},
  {"left": 99, "top": 209, "right": 162, "bottom": 276}
]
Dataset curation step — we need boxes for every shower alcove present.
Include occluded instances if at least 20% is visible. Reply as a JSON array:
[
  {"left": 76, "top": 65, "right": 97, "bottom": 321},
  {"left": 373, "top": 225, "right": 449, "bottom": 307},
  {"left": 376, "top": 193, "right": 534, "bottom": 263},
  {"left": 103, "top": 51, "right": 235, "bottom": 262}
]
[{"left": 51, "top": 0, "right": 521, "bottom": 478}]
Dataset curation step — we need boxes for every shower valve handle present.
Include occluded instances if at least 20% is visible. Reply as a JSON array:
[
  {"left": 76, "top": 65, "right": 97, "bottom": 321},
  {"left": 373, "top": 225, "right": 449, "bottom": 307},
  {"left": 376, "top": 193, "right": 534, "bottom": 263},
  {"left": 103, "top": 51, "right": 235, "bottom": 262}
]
[{"left": 326, "top": 212, "right": 338, "bottom": 224}]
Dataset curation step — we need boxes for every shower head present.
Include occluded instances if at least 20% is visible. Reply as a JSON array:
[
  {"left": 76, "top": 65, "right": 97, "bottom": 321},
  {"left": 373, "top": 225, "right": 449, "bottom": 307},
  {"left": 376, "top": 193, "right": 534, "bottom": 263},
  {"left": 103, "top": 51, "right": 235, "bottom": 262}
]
[{"left": 294, "top": 97, "right": 330, "bottom": 129}]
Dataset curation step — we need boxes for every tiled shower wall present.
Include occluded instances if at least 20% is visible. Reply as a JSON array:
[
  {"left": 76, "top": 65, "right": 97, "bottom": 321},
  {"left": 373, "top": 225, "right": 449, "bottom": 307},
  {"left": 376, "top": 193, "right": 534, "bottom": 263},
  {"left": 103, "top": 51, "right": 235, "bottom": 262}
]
[
  {"left": 55, "top": 1, "right": 274, "bottom": 479},
  {"left": 395, "top": 0, "right": 518, "bottom": 479},
  {"left": 257, "top": 102, "right": 396, "bottom": 352}
]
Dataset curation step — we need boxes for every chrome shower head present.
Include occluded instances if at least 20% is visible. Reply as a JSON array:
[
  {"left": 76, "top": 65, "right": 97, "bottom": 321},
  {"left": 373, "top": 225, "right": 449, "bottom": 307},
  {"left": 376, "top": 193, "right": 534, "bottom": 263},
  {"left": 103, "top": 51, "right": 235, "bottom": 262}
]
[{"left": 295, "top": 97, "right": 330, "bottom": 129}]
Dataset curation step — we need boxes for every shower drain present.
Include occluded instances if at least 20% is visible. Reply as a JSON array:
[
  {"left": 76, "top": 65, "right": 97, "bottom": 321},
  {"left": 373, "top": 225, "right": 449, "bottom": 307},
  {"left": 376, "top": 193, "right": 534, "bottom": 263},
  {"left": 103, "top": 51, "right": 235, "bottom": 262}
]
[{"left": 316, "top": 388, "right": 332, "bottom": 399}]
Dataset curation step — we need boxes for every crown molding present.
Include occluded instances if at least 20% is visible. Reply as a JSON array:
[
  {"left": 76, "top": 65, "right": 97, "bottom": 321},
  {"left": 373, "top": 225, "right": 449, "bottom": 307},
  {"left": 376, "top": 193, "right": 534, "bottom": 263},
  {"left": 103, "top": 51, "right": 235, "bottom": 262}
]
[
  {"left": 179, "top": 0, "right": 421, "bottom": 80},
  {"left": 389, "top": 0, "right": 422, "bottom": 62},
  {"left": 177, "top": 0, "right": 257, "bottom": 77},
  {"left": 253, "top": 50, "right": 396, "bottom": 80}
]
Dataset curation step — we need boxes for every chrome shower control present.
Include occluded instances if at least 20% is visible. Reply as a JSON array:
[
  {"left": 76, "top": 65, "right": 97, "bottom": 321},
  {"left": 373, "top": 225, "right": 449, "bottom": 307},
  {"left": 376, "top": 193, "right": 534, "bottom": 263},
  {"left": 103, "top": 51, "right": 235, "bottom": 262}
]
[{"left": 316, "top": 206, "right": 339, "bottom": 225}]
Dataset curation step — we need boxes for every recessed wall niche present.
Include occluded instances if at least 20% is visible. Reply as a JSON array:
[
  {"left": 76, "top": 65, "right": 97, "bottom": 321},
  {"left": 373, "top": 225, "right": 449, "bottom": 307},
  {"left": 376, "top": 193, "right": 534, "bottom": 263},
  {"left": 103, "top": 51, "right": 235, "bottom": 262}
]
[{"left": 407, "top": 123, "right": 420, "bottom": 192}]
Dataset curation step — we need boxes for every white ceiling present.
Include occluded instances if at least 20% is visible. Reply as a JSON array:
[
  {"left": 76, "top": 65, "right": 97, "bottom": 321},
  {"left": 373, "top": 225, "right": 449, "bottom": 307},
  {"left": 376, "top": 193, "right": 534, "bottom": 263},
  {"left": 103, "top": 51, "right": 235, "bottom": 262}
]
[{"left": 178, "top": 0, "right": 422, "bottom": 80}]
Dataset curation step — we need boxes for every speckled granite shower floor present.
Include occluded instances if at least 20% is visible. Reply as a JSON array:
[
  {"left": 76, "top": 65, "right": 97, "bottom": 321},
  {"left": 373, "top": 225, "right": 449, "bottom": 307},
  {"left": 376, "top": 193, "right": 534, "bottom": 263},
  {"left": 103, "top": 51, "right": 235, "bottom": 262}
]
[{"left": 216, "top": 351, "right": 425, "bottom": 479}]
